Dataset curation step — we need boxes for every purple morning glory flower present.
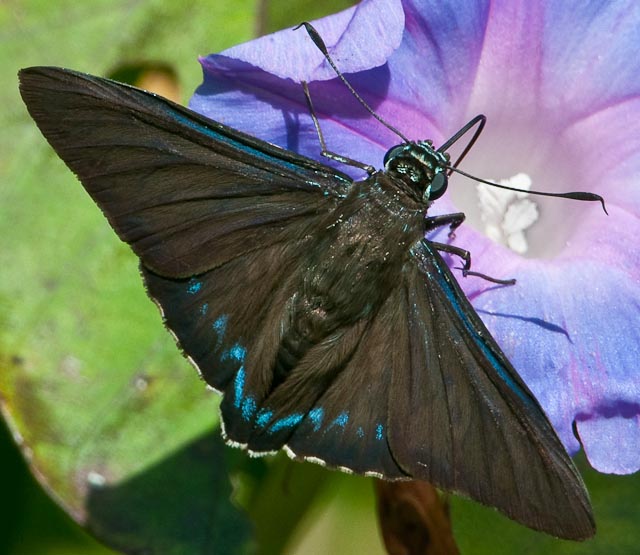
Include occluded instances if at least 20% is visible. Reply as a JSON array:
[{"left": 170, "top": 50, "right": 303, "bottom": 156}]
[{"left": 191, "top": 0, "right": 640, "bottom": 474}]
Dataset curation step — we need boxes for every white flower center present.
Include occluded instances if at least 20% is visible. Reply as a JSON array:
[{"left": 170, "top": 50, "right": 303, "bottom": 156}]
[
  {"left": 476, "top": 173, "right": 538, "bottom": 254},
  {"left": 445, "top": 120, "right": 587, "bottom": 259}
]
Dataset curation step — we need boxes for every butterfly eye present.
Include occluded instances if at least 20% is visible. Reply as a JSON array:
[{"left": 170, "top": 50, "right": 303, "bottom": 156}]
[
  {"left": 427, "top": 171, "right": 448, "bottom": 200},
  {"left": 383, "top": 144, "right": 408, "bottom": 168}
]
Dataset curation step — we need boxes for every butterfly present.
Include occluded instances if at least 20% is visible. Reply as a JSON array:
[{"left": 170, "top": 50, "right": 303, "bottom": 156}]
[{"left": 19, "top": 36, "right": 596, "bottom": 540}]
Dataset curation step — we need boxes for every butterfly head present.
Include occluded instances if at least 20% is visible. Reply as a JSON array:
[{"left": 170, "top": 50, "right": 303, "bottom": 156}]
[{"left": 383, "top": 141, "right": 450, "bottom": 203}]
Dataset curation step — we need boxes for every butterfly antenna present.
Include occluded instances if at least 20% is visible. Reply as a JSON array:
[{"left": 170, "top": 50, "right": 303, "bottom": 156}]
[
  {"left": 446, "top": 165, "right": 608, "bottom": 214},
  {"left": 295, "top": 22, "right": 410, "bottom": 144},
  {"left": 437, "top": 115, "right": 486, "bottom": 176},
  {"left": 297, "top": 22, "right": 607, "bottom": 216}
]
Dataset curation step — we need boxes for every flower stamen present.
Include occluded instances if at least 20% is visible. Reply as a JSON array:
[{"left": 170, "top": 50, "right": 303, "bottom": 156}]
[{"left": 477, "top": 173, "right": 539, "bottom": 254}]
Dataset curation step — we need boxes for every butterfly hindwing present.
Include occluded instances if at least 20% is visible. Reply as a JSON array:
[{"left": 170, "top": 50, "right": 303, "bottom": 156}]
[
  {"left": 19, "top": 65, "right": 371, "bottom": 454},
  {"left": 141, "top": 239, "right": 306, "bottom": 394},
  {"left": 207, "top": 178, "right": 415, "bottom": 472},
  {"left": 241, "top": 287, "right": 410, "bottom": 478}
]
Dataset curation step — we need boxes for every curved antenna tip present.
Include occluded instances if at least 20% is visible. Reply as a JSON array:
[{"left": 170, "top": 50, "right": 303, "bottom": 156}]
[{"left": 562, "top": 192, "right": 608, "bottom": 215}]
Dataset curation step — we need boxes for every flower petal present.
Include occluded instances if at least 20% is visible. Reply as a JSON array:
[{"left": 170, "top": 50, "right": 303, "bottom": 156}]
[
  {"left": 540, "top": 1, "right": 640, "bottom": 119},
  {"left": 468, "top": 259, "right": 640, "bottom": 471},
  {"left": 205, "top": 0, "right": 404, "bottom": 82},
  {"left": 555, "top": 97, "right": 640, "bottom": 212},
  {"left": 464, "top": 1, "right": 640, "bottom": 129},
  {"left": 388, "top": 0, "right": 491, "bottom": 133},
  {"left": 577, "top": 415, "right": 640, "bottom": 474},
  {"left": 190, "top": 0, "right": 407, "bottom": 178},
  {"left": 188, "top": 0, "right": 640, "bottom": 475}
]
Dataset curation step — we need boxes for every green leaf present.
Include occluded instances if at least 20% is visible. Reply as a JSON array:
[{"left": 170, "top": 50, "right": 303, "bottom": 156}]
[
  {"left": 1, "top": 1, "right": 259, "bottom": 553},
  {"left": 262, "top": 0, "right": 354, "bottom": 34}
]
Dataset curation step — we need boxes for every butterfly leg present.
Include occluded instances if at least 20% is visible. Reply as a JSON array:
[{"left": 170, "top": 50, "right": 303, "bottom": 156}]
[
  {"left": 424, "top": 213, "right": 514, "bottom": 284},
  {"left": 424, "top": 212, "right": 466, "bottom": 238},
  {"left": 301, "top": 81, "right": 376, "bottom": 174},
  {"left": 429, "top": 240, "right": 516, "bottom": 285}
]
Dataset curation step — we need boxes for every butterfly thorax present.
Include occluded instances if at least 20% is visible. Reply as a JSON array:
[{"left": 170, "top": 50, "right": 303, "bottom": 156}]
[{"left": 273, "top": 174, "right": 424, "bottom": 382}]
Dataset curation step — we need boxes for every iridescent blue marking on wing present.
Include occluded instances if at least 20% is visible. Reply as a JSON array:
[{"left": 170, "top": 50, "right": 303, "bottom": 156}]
[
  {"left": 168, "top": 109, "right": 351, "bottom": 193},
  {"left": 220, "top": 343, "right": 247, "bottom": 409},
  {"left": 375, "top": 424, "right": 384, "bottom": 441},
  {"left": 356, "top": 427, "right": 365, "bottom": 438},
  {"left": 200, "top": 303, "right": 208, "bottom": 316},
  {"left": 256, "top": 409, "right": 273, "bottom": 428},
  {"left": 223, "top": 344, "right": 246, "bottom": 362},
  {"left": 233, "top": 366, "right": 246, "bottom": 409},
  {"left": 421, "top": 241, "right": 532, "bottom": 405},
  {"left": 171, "top": 113, "right": 304, "bottom": 176},
  {"left": 328, "top": 411, "right": 349, "bottom": 430},
  {"left": 187, "top": 279, "right": 202, "bottom": 294},
  {"left": 213, "top": 314, "right": 229, "bottom": 351},
  {"left": 308, "top": 407, "right": 324, "bottom": 432},
  {"left": 241, "top": 397, "right": 257, "bottom": 421},
  {"left": 269, "top": 413, "right": 304, "bottom": 433}
]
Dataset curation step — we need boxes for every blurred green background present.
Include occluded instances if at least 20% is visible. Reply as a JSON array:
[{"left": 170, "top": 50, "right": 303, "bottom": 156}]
[{"left": 2, "top": 1, "right": 639, "bottom": 554}]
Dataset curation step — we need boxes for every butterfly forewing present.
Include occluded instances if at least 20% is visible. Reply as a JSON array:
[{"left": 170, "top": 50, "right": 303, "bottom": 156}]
[{"left": 18, "top": 66, "right": 350, "bottom": 277}]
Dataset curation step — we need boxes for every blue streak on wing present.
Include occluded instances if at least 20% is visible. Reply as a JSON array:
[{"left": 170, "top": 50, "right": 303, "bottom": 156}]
[
  {"left": 187, "top": 279, "right": 202, "bottom": 294},
  {"left": 308, "top": 407, "right": 324, "bottom": 432},
  {"left": 335, "top": 412, "right": 349, "bottom": 427},
  {"left": 220, "top": 342, "right": 247, "bottom": 411},
  {"left": 168, "top": 108, "right": 352, "bottom": 192},
  {"left": 223, "top": 344, "right": 246, "bottom": 362},
  {"left": 200, "top": 303, "right": 209, "bottom": 316},
  {"left": 241, "top": 397, "right": 257, "bottom": 421},
  {"left": 375, "top": 424, "right": 384, "bottom": 441},
  {"left": 269, "top": 413, "right": 304, "bottom": 433},
  {"left": 213, "top": 314, "right": 229, "bottom": 351},
  {"left": 213, "top": 315, "right": 228, "bottom": 333},
  {"left": 356, "top": 426, "right": 365, "bottom": 438},
  {"left": 256, "top": 409, "right": 273, "bottom": 428},
  {"left": 171, "top": 112, "right": 303, "bottom": 174},
  {"left": 421, "top": 241, "right": 532, "bottom": 405},
  {"left": 233, "top": 366, "right": 246, "bottom": 409},
  {"left": 327, "top": 411, "right": 349, "bottom": 431}
]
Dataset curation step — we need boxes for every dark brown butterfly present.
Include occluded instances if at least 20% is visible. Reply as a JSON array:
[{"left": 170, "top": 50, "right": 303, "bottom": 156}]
[{"left": 19, "top": 42, "right": 597, "bottom": 539}]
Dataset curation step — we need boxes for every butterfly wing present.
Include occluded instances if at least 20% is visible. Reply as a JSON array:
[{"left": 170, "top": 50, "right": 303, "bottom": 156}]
[
  {"left": 198, "top": 231, "right": 594, "bottom": 537},
  {"left": 246, "top": 285, "right": 411, "bottom": 479},
  {"left": 383, "top": 239, "right": 594, "bottom": 539},
  {"left": 142, "top": 256, "right": 409, "bottom": 480},
  {"left": 18, "top": 65, "right": 350, "bottom": 399},
  {"left": 140, "top": 240, "right": 305, "bottom": 394},
  {"left": 18, "top": 66, "right": 351, "bottom": 278}
]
